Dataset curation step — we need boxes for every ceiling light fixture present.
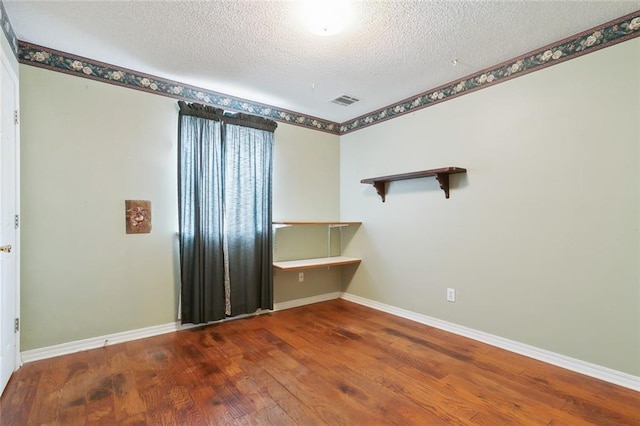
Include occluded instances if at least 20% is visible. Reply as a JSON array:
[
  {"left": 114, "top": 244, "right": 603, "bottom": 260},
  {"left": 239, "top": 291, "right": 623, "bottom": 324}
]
[{"left": 299, "top": 0, "right": 354, "bottom": 36}]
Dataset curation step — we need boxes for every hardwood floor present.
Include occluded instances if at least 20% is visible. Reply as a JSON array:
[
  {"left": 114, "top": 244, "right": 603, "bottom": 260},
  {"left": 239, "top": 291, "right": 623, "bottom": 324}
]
[{"left": 1, "top": 299, "right": 638, "bottom": 425}]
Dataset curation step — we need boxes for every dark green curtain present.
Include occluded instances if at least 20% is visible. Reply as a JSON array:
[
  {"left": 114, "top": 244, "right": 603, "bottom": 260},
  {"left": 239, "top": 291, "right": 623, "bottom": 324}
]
[{"left": 178, "top": 101, "right": 276, "bottom": 324}]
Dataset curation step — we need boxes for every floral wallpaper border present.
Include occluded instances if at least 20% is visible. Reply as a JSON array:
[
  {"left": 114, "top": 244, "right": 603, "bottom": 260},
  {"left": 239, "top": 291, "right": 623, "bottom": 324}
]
[
  {"left": 14, "top": 10, "right": 640, "bottom": 136},
  {"left": 340, "top": 11, "right": 640, "bottom": 134},
  {"left": 17, "top": 41, "right": 341, "bottom": 135},
  {"left": 0, "top": 1, "right": 18, "bottom": 57}
]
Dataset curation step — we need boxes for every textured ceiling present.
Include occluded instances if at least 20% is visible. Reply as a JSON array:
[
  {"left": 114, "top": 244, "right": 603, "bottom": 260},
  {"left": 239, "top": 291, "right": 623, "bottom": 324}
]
[{"left": 5, "top": 1, "right": 640, "bottom": 123}]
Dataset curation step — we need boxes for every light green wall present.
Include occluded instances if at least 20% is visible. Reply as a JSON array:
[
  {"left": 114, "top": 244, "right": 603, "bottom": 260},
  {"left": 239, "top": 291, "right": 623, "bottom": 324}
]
[
  {"left": 19, "top": 65, "right": 341, "bottom": 350},
  {"left": 340, "top": 39, "right": 640, "bottom": 375},
  {"left": 273, "top": 123, "right": 339, "bottom": 221},
  {"left": 274, "top": 226, "right": 344, "bottom": 261},
  {"left": 20, "top": 66, "right": 179, "bottom": 350}
]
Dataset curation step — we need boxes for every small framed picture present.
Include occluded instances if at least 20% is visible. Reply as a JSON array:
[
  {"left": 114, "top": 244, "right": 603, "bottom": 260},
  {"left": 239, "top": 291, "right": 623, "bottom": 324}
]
[{"left": 125, "top": 200, "right": 151, "bottom": 234}]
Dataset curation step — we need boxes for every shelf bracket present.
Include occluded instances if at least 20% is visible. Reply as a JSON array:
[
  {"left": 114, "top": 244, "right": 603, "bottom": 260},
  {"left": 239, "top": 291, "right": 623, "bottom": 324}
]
[
  {"left": 435, "top": 173, "right": 450, "bottom": 199},
  {"left": 373, "top": 181, "right": 387, "bottom": 202}
]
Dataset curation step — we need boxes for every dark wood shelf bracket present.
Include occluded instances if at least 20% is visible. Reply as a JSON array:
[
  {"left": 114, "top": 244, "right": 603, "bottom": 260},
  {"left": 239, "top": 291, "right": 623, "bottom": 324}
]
[
  {"left": 435, "top": 173, "right": 451, "bottom": 199},
  {"left": 372, "top": 181, "right": 387, "bottom": 202},
  {"left": 361, "top": 167, "right": 466, "bottom": 202}
]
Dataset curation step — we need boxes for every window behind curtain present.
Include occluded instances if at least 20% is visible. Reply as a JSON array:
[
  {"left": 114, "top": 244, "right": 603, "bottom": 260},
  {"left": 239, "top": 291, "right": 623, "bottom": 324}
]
[{"left": 177, "top": 101, "right": 276, "bottom": 324}]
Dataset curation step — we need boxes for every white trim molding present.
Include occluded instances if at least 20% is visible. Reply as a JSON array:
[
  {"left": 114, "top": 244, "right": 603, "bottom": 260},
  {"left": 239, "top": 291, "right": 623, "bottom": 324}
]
[
  {"left": 340, "top": 292, "right": 640, "bottom": 392},
  {"left": 21, "top": 292, "right": 342, "bottom": 364},
  {"left": 21, "top": 322, "right": 189, "bottom": 364},
  {"left": 273, "top": 291, "right": 341, "bottom": 311}
]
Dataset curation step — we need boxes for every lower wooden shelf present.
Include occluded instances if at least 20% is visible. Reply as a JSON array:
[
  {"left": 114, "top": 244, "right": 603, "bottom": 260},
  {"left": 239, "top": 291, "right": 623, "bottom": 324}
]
[{"left": 273, "top": 256, "right": 362, "bottom": 271}]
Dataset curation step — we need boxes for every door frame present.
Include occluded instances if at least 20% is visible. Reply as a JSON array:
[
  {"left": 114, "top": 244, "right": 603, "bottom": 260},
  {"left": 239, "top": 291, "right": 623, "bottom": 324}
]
[{"left": 0, "top": 42, "right": 20, "bottom": 375}]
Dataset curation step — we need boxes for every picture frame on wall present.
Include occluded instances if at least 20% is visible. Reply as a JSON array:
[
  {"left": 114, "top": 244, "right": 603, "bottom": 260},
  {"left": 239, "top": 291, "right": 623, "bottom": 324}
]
[{"left": 125, "top": 200, "right": 152, "bottom": 234}]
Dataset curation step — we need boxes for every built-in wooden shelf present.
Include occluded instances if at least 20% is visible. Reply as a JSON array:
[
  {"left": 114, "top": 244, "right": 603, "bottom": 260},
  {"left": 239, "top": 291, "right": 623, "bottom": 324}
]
[
  {"left": 273, "top": 221, "right": 361, "bottom": 227},
  {"left": 273, "top": 256, "right": 362, "bottom": 271},
  {"left": 361, "top": 167, "right": 467, "bottom": 201},
  {"left": 272, "top": 222, "right": 362, "bottom": 272}
]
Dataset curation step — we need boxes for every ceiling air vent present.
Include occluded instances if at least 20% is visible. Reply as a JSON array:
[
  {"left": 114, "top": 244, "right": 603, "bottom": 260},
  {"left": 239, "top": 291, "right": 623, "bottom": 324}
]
[{"left": 331, "top": 94, "right": 360, "bottom": 106}]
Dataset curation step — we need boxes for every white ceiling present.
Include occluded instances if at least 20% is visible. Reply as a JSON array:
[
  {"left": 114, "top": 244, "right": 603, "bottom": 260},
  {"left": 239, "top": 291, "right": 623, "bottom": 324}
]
[{"left": 5, "top": 1, "right": 640, "bottom": 123}]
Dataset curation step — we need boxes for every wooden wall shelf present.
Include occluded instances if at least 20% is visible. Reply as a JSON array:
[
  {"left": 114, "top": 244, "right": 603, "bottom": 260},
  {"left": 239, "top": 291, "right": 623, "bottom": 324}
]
[
  {"left": 273, "top": 221, "right": 362, "bottom": 226},
  {"left": 273, "top": 256, "right": 361, "bottom": 271},
  {"left": 272, "top": 222, "right": 362, "bottom": 272},
  {"left": 361, "top": 167, "right": 467, "bottom": 201}
]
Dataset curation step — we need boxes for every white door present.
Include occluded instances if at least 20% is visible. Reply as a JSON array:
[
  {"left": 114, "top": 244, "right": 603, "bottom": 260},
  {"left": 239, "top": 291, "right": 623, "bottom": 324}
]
[{"left": 0, "top": 48, "right": 19, "bottom": 396}]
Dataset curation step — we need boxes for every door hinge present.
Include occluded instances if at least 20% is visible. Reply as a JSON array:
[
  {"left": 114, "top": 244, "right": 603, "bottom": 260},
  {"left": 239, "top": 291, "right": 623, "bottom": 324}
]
[
  {"left": 14, "top": 318, "right": 19, "bottom": 333},
  {"left": 14, "top": 214, "right": 19, "bottom": 229},
  {"left": 13, "top": 110, "right": 18, "bottom": 125}
]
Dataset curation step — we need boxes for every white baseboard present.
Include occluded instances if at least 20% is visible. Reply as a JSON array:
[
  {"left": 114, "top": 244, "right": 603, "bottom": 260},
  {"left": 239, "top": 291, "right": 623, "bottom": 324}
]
[
  {"left": 21, "top": 292, "right": 342, "bottom": 364},
  {"left": 273, "top": 291, "right": 341, "bottom": 311},
  {"left": 21, "top": 322, "right": 187, "bottom": 364},
  {"left": 340, "top": 292, "right": 640, "bottom": 392}
]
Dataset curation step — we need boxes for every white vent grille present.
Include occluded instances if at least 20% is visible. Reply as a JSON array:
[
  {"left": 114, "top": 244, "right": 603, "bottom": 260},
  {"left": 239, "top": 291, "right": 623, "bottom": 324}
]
[{"left": 331, "top": 94, "right": 360, "bottom": 106}]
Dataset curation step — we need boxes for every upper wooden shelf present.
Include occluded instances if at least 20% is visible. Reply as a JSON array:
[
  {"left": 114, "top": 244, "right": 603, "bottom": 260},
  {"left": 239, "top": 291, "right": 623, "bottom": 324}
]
[
  {"left": 361, "top": 167, "right": 467, "bottom": 202},
  {"left": 273, "top": 221, "right": 361, "bottom": 226}
]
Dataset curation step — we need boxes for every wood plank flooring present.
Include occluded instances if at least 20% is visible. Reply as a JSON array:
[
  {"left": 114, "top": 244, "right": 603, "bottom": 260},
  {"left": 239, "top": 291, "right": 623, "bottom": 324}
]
[{"left": 1, "top": 299, "right": 638, "bottom": 425}]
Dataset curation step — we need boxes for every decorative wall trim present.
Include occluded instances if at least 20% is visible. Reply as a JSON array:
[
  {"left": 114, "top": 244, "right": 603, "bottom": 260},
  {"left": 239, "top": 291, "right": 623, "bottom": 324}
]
[
  {"left": 0, "top": 1, "right": 18, "bottom": 57},
  {"left": 340, "top": 11, "right": 640, "bottom": 134},
  {"left": 340, "top": 293, "right": 640, "bottom": 392},
  {"left": 15, "top": 11, "right": 640, "bottom": 136},
  {"left": 17, "top": 41, "right": 341, "bottom": 135},
  {"left": 20, "top": 292, "right": 341, "bottom": 364}
]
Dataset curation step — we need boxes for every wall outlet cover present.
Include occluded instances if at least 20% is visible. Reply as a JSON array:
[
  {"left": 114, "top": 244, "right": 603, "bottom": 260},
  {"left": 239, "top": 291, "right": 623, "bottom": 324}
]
[{"left": 446, "top": 288, "right": 456, "bottom": 302}]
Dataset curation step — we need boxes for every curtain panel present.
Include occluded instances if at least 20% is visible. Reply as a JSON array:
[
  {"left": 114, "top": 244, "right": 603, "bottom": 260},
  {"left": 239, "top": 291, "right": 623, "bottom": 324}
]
[{"left": 178, "top": 101, "right": 276, "bottom": 325}]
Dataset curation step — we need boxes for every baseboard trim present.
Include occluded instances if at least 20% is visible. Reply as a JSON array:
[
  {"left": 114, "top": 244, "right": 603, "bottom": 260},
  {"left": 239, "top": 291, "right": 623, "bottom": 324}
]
[
  {"left": 273, "top": 292, "right": 342, "bottom": 311},
  {"left": 20, "top": 292, "right": 342, "bottom": 364},
  {"left": 340, "top": 292, "right": 640, "bottom": 392},
  {"left": 21, "top": 322, "right": 186, "bottom": 364}
]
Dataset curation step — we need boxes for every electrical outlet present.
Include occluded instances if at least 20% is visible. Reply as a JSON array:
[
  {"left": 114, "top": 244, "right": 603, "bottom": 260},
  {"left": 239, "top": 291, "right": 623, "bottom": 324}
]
[
  {"left": 446, "top": 288, "right": 456, "bottom": 302},
  {"left": 298, "top": 272, "right": 304, "bottom": 282}
]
